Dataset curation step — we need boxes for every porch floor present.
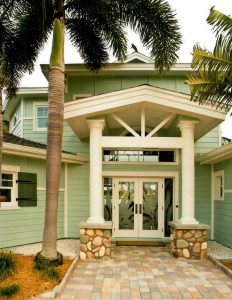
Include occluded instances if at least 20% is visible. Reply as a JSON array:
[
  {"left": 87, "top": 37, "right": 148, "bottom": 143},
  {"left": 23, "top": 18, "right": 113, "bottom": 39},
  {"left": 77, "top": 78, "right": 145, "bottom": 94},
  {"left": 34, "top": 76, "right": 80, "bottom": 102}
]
[{"left": 54, "top": 246, "right": 232, "bottom": 300}]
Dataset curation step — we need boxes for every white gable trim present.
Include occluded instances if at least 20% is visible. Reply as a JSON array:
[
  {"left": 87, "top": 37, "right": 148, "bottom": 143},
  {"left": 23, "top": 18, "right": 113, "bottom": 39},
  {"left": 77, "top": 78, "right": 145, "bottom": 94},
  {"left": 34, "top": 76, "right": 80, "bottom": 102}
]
[
  {"left": 65, "top": 85, "right": 226, "bottom": 120},
  {"left": 123, "top": 52, "right": 154, "bottom": 63}
]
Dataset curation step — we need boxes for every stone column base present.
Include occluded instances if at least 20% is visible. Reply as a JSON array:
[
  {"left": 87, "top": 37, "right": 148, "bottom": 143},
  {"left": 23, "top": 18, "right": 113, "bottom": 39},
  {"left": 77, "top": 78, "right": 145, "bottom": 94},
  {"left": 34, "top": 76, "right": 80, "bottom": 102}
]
[
  {"left": 79, "top": 221, "right": 112, "bottom": 259},
  {"left": 169, "top": 221, "right": 210, "bottom": 259}
]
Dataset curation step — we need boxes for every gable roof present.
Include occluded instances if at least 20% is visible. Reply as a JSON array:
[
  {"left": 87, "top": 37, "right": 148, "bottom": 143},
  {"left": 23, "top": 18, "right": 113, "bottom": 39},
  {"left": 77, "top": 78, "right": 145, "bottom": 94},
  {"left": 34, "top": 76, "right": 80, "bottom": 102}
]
[
  {"left": 64, "top": 85, "right": 227, "bottom": 140},
  {"left": 122, "top": 52, "right": 154, "bottom": 64}
]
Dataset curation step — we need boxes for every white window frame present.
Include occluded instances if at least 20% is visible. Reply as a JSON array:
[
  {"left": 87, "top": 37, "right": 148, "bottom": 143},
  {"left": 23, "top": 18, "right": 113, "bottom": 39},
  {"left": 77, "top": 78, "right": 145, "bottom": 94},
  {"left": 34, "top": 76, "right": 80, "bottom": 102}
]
[
  {"left": 213, "top": 170, "right": 224, "bottom": 201},
  {"left": 33, "top": 102, "right": 48, "bottom": 131},
  {"left": 0, "top": 165, "right": 20, "bottom": 210}
]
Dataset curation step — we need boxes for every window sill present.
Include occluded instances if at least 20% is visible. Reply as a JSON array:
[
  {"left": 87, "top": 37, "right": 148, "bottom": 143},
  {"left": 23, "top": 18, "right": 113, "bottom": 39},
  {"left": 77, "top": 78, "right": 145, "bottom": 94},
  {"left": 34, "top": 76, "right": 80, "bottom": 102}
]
[{"left": 0, "top": 206, "right": 20, "bottom": 210}]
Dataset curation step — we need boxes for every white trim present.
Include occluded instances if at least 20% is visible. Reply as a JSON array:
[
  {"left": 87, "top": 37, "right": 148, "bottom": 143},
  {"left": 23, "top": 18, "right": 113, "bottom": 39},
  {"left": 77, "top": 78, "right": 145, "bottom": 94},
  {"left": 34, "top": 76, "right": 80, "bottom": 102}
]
[
  {"left": 113, "top": 177, "right": 163, "bottom": 238},
  {"left": 123, "top": 52, "right": 154, "bottom": 63},
  {"left": 64, "top": 85, "right": 226, "bottom": 140},
  {"left": 0, "top": 165, "right": 21, "bottom": 209},
  {"left": 17, "top": 87, "right": 48, "bottom": 95},
  {"left": 73, "top": 93, "right": 92, "bottom": 101},
  {"left": 147, "top": 114, "right": 175, "bottom": 138},
  {"left": 141, "top": 107, "right": 146, "bottom": 137},
  {"left": 111, "top": 113, "right": 140, "bottom": 137},
  {"left": 103, "top": 170, "right": 179, "bottom": 223},
  {"left": 200, "top": 143, "right": 232, "bottom": 164},
  {"left": 65, "top": 85, "right": 226, "bottom": 120},
  {"left": 3, "top": 142, "right": 88, "bottom": 164},
  {"left": 2, "top": 164, "right": 21, "bottom": 173},
  {"left": 224, "top": 189, "right": 232, "bottom": 193},
  {"left": 64, "top": 163, "right": 68, "bottom": 238},
  {"left": 21, "top": 99, "right": 24, "bottom": 138},
  {"left": 101, "top": 136, "right": 183, "bottom": 149},
  {"left": 42, "top": 63, "right": 193, "bottom": 78},
  {"left": 213, "top": 170, "right": 224, "bottom": 201},
  {"left": 33, "top": 102, "right": 48, "bottom": 132},
  {"left": 37, "top": 187, "right": 65, "bottom": 192}
]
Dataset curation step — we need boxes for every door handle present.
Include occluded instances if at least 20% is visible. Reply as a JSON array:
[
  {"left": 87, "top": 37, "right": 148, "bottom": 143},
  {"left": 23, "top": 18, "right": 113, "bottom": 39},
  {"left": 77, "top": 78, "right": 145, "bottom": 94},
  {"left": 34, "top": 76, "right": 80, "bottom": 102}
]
[
  {"left": 135, "top": 203, "right": 138, "bottom": 214},
  {"left": 139, "top": 204, "right": 142, "bottom": 214}
]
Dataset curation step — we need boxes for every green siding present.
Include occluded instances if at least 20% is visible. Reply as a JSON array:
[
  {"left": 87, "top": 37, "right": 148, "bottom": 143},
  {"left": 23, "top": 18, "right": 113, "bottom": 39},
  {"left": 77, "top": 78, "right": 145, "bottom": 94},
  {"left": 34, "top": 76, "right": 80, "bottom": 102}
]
[
  {"left": 214, "top": 158, "right": 232, "bottom": 248},
  {"left": 195, "top": 163, "right": 211, "bottom": 225},
  {"left": 67, "top": 163, "right": 89, "bottom": 237},
  {"left": 62, "top": 122, "right": 89, "bottom": 154},
  {"left": 195, "top": 127, "right": 220, "bottom": 154},
  {"left": 0, "top": 154, "right": 65, "bottom": 248},
  {"left": 66, "top": 74, "right": 190, "bottom": 102}
]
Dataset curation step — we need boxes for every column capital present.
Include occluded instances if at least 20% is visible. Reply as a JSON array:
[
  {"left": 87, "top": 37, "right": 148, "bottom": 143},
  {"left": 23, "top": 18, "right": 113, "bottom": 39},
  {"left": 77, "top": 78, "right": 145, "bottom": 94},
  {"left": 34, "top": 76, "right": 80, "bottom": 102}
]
[
  {"left": 178, "top": 120, "right": 199, "bottom": 131},
  {"left": 87, "top": 119, "right": 105, "bottom": 130}
]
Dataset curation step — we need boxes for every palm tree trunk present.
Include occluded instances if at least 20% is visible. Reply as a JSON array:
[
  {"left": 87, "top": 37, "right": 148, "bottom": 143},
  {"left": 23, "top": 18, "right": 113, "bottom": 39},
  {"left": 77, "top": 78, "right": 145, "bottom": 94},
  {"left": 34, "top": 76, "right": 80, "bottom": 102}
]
[
  {"left": 0, "top": 80, "right": 3, "bottom": 187},
  {"left": 41, "top": 15, "right": 65, "bottom": 260}
]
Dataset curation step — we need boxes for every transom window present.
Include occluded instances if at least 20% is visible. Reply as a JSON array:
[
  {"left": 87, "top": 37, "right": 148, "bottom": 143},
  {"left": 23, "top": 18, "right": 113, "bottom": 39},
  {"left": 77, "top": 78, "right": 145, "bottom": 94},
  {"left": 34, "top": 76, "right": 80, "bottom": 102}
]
[
  {"left": 103, "top": 149, "right": 175, "bottom": 163},
  {"left": 34, "top": 104, "right": 48, "bottom": 130}
]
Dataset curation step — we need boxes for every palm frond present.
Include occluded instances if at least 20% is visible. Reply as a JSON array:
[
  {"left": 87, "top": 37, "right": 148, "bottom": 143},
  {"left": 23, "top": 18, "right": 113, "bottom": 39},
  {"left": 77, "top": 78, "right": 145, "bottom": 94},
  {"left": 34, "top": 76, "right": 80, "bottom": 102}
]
[
  {"left": 65, "top": 0, "right": 181, "bottom": 72},
  {"left": 187, "top": 72, "right": 232, "bottom": 110},
  {"left": 66, "top": 18, "right": 109, "bottom": 71},
  {"left": 66, "top": 0, "right": 127, "bottom": 63},
  {"left": 114, "top": 0, "right": 182, "bottom": 71},
  {"left": 3, "top": 0, "right": 54, "bottom": 96},
  {"left": 191, "top": 43, "right": 232, "bottom": 74},
  {"left": 207, "top": 8, "right": 232, "bottom": 40}
]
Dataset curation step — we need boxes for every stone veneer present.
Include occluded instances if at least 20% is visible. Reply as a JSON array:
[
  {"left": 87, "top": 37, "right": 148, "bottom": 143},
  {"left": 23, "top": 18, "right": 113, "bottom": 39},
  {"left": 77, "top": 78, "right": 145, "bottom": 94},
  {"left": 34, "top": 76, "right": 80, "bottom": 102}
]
[
  {"left": 169, "top": 221, "right": 210, "bottom": 259},
  {"left": 79, "top": 222, "right": 112, "bottom": 259}
]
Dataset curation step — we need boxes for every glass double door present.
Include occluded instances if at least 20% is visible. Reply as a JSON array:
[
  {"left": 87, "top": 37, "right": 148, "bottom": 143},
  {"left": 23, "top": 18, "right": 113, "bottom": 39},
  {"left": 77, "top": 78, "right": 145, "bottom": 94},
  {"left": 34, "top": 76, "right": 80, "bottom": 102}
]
[{"left": 114, "top": 178, "right": 163, "bottom": 238}]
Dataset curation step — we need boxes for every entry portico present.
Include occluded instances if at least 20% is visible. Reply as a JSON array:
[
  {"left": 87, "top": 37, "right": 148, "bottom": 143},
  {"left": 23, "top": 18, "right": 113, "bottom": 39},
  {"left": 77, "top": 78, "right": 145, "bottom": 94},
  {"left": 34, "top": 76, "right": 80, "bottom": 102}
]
[{"left": 65, "top": 85, "right": 226, "bottom": 236}]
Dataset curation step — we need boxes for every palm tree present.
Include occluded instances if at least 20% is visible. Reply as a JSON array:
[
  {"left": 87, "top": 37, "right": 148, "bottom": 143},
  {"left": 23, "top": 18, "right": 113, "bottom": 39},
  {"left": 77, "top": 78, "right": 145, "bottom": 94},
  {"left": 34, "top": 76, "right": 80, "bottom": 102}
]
[
  {"left": 6, "top": 0, "right": 182, "bottom": 261},
  {"left": 186, "top": 8, "right": 232, "bottom": 110},
  {"left": 0, "top": 0, "right": 23, "bottom": 185}
]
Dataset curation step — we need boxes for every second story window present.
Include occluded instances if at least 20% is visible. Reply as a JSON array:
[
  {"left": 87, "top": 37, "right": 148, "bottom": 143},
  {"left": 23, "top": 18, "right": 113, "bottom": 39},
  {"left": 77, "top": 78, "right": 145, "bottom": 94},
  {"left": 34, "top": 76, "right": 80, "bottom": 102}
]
[{"left": 34, "top": 104, "right": 48, "bottom": 131}]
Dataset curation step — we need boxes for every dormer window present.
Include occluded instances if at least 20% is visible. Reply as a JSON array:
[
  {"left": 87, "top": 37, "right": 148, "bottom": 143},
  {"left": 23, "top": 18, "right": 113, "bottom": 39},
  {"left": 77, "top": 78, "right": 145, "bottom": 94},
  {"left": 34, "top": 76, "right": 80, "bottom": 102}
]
[{"left": 34, "top": 103, "right": 48, "bottom": 131}]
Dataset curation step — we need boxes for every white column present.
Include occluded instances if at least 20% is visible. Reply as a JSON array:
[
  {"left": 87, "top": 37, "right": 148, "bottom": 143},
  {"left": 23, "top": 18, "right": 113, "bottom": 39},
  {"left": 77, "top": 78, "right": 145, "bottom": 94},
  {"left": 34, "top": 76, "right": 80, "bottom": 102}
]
[
  {"left": 87, "top": 119, "right": 105, "bottom": 223},
  {"left": 178, "top": 120, "right": 199, "bottom": 224}
]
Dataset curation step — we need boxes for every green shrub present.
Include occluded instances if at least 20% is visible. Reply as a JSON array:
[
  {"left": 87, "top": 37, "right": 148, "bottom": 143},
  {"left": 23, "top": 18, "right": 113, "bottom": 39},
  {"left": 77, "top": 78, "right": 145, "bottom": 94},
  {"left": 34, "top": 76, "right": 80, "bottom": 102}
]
[
  {"left": 44, "top": 266, "right": 60, "bottom": 280},
  {"left": 0, "top": 252, "right": 16, "bottom": 280},
  {"left": 34, "top": 253, "right": 60, "bottom": 280},
  {"left": 0, "top": 283, "right": 19, "bottom": 298}
]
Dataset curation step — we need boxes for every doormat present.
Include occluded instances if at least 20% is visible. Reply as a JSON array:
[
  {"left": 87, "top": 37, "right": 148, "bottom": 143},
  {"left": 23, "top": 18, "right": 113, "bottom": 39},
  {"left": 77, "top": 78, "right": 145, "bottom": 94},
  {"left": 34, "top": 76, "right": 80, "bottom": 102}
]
[{"left": 116, "top": 241, "right": 165, "bottom": 247}]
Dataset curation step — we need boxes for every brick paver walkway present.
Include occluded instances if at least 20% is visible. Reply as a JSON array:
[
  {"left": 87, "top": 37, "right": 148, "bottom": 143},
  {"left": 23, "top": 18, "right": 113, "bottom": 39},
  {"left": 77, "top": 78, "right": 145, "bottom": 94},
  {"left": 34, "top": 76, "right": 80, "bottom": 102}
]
[{"left": 58, "top": 246, "right": 232, "bottom": 300}]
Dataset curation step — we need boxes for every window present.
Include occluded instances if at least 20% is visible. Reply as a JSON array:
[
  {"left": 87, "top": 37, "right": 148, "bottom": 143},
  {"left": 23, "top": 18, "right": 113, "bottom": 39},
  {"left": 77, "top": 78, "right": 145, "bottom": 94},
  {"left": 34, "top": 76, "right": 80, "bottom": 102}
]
[
  {"left": 0, "top": 165, "right": 37, "bottom": 209},
  {"left": 0, "top": 165, "right": 20, "bottom": 209},
  {"left": 103, "top": 149, "right": 175, "bottom": 163},
  {"left": 34, "top": 104, "right": 48, "bottom": 130},
  {"left": 214, "top": 170, "right": 224, "bottom": 201}
]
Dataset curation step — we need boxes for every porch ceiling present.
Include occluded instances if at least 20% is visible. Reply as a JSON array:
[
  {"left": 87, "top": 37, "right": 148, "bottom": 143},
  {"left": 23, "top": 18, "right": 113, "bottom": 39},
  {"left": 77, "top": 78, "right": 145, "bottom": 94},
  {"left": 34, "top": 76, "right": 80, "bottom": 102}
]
[{"left": 64, "top": 85, "right": 227, "bottom": 140}]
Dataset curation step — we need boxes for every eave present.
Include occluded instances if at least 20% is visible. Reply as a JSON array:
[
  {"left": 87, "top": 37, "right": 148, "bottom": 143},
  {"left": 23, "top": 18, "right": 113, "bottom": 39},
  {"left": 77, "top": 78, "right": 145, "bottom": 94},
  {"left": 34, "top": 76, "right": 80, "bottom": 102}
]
[
  {"left": 4, "top": 87, "right": 48, "bottom": 121},
  {"left": 41, "top": 63, "right": 192, "bottom": 79},
  {"left": 200, "top": 143, "right": 232, "bottom": 165},
  {"left": 3, "top": 142, "right": 88, "bottom": 164}
]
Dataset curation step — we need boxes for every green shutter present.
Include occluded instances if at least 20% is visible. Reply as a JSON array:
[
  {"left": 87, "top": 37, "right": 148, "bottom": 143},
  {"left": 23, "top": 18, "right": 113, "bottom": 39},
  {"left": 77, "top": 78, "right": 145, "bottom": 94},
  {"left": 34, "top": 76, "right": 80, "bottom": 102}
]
[{"left": 16, "top": 172, "right": 37, "bottom": 207}]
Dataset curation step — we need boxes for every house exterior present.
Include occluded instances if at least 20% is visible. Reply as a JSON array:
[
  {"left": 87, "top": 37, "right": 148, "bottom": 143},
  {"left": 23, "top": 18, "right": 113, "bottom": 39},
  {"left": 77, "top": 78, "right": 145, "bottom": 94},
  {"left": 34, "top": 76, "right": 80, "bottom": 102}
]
[{"left": 1, "top": 53, "right": 231, "bottom": 255}]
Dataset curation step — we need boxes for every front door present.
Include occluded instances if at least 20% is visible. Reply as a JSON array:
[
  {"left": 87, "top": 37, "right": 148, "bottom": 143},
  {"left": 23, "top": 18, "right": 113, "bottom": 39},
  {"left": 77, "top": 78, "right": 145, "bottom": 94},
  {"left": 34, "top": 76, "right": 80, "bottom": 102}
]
[{"left": 114, "top": 178, "right": 163, "bottom": 238}]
